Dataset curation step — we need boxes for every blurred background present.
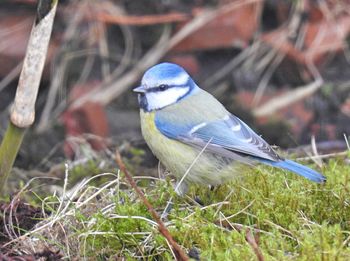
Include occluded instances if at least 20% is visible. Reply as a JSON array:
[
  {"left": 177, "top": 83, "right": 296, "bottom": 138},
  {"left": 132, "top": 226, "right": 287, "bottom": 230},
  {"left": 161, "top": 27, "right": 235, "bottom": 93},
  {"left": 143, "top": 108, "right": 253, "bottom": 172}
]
[{"left": 0, "top": 0, "right": 349, "bottom": 176}]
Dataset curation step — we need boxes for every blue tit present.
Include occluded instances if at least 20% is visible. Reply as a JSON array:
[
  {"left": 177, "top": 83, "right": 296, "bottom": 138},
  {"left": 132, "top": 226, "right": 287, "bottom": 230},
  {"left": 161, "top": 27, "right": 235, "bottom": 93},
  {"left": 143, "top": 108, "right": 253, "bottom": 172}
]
[{"left": 133, "top": 62, "right": 326, "bottom": 195}]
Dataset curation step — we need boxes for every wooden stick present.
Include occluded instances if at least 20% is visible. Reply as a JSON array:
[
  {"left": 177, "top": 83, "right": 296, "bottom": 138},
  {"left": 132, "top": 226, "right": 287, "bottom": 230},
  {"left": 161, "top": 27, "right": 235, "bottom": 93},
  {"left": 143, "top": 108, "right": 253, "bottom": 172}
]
[
  {"left": 0, "top": 0, "right": 58, "bottom": 194},
  {"left": 10, "top": 0, "right": 58, "bottom": 128}
]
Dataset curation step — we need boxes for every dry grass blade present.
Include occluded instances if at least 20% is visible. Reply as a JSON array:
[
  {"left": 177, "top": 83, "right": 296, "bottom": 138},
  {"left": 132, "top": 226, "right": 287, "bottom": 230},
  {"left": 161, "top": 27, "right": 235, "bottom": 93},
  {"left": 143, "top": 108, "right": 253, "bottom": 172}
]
[
  {"left": 310, "top": 135, "right": 323, "bottom": 168},
  {"left": 344, "top": 134, "right": 350, "bottom": 151},
  {"left": 115, "top": 151, "right": 189, "bottom": 261}
]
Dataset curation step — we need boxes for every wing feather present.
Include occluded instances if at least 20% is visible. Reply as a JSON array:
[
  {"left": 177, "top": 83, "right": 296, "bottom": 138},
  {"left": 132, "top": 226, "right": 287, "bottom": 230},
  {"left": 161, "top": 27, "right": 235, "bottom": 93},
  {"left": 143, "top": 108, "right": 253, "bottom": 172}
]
[{"left": 155, "top": 112, "right": 281, "bottom": 162}]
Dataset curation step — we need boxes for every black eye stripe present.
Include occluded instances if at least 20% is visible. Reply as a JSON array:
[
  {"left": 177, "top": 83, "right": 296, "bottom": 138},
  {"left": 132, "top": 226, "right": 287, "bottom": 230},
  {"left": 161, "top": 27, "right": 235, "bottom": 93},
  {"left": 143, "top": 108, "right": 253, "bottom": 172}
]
[
  {"left": 148, "top": 84, "right": 170, "bottom": 92},
  {"left": 146, "top": 80, "right": 191, "bottom": 93},
  {"left": 158, "top": 84, "right": 168, "bottom": 91}
]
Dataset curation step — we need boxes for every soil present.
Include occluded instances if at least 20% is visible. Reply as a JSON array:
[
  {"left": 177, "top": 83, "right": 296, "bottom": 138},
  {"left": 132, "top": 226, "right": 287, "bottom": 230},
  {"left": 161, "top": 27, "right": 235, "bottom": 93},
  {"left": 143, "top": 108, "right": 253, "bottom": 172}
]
[{"left": 0, "top": 200, "right": 62, "bottom": 259}]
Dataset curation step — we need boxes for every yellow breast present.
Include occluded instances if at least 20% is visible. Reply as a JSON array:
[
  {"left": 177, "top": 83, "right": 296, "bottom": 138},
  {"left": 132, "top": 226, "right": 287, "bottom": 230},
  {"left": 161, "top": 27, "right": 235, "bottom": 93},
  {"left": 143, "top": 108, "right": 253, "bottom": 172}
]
[
  {"left": 140, "top": 110, "right": 197, "bottom": 176},
  {"left": 139, "top": 110, "right": 239, "bottom": 186}
]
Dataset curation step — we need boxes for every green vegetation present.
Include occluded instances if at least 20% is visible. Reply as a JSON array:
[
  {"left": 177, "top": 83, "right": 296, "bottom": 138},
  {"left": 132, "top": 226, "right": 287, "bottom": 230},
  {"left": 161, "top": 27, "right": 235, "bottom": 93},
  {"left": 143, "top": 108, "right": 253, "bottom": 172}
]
[
  {"left": 0, "top": 123, "right": 26, "bottom": 194},
  {"left": 10, "top": 156, "right": 350, "bottom": 260}
]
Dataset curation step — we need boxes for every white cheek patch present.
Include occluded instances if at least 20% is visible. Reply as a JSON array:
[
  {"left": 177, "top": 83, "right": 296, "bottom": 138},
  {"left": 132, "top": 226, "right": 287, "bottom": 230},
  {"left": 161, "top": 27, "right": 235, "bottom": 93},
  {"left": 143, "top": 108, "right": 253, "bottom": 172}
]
[{"left": 146, "top": 87, "right": 189, "bottom": 110}]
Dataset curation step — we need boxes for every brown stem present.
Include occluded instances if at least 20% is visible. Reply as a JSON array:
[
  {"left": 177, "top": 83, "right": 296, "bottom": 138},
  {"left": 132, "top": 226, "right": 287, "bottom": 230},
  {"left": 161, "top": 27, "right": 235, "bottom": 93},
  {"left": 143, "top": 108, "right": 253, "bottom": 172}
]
[
  {"left": 245, "top": 229, "right": 264, "bottom": 261},
  {"left": 233, "top": 225, "right": 264, "bottom": 261},
  {"left": 115, "top": 151, "right": 189, "bottom": 261}
]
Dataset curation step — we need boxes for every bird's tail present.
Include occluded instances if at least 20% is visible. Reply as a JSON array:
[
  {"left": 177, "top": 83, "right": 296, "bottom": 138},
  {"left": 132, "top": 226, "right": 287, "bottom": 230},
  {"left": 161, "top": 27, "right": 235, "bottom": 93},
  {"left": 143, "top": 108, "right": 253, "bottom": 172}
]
[{"left": 263, "top": 159, "right": 326, "bottom": 183}]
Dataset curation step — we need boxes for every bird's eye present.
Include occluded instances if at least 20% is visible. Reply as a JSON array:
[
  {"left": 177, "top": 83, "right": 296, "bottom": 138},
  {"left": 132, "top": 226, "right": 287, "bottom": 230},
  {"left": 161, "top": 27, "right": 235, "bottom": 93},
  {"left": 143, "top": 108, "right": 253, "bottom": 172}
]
[{"left": 158, "top": 84, "right": 168, "bottom": 91}]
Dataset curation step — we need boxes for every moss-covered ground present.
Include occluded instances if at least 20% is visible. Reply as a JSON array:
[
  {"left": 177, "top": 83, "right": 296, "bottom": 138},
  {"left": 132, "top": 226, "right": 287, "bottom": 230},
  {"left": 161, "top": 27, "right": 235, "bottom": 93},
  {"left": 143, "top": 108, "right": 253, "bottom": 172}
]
[{"left": 4, "top": 155, "right": 350, "bottom": 260}]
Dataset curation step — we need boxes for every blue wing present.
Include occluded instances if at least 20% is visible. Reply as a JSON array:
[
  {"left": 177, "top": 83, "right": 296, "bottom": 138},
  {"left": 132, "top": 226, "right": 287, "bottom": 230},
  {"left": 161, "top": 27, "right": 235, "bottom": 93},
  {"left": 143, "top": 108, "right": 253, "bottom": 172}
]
[
  {"left": 155, "top": 112, "right": 326, "bottom": 183},
  {"left": 155, "top": 112, "right": 280, "bottom": 161}
]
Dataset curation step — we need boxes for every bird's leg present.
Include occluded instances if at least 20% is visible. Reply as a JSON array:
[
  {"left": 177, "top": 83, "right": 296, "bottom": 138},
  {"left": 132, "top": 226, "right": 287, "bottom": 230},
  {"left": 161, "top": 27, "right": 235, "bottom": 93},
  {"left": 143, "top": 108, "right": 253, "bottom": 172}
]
[
  {"left": 210, "top": 184, "right": 222, "bottom": 192},
  {"left": 194, "top": 196, "right": 204, "bottom": 206},
  {"left": 195, "top": 184, "right": 226, "bottom": 208},
  {"left": 174, "top": 181, "right": 188, "bottom": 196},
  {"left": 161, "top": 200, "right": 173, "bottom": 220},
  {"left": 194, "top": 185, "right": 216, "bottom": 206},
  {"left": 161, "top": 181, "right": 189, "bottom": 220}
]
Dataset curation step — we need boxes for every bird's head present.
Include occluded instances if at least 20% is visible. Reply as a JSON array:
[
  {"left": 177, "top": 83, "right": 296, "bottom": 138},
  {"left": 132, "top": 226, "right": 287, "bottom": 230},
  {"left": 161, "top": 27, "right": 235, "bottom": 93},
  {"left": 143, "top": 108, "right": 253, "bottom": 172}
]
[{"left": 133, "top": 63, "right": 198, "bottom": 111}]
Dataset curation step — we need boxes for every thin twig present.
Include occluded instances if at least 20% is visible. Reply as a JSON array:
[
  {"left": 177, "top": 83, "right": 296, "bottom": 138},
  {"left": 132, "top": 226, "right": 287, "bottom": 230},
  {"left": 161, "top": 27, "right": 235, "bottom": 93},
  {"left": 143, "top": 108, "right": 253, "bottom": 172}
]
[
  {"left": 36, "top": 2, "right": 88, "bottom": 133},
  {"left": 245, "top": 229, "right": 264, "bottom": 261},
  {"left": 297, "top": 151, "right": 348, "bottom": 161},
  {"left": 289, "top": 140, "right": 348, "bottom": 155},
  {"left": 115, "top": 151, "right": 189, "bottom": 261},
  {"left": 252, "top": 52, "right": 284, "bottom": 106},
  {"left": 252, "top": 78, "right": 323, "bottom": 117},
  {"left": 203, "top": 42, "right": 260, "bottom": 88},
  {"left": 96, "top": 19, "right": 110, "bottom": 79},
  {"left": 97, "top": 2, "right": 136, "bottom": 82},
  {"left": 0, "top": 62, "right": 23, "bottom": 93},
  {"left": 96, "top": 11, "right": 191, "bottom": 26},
  {"left": 217, "top": 216, "right": 264, "bottom": 261}
]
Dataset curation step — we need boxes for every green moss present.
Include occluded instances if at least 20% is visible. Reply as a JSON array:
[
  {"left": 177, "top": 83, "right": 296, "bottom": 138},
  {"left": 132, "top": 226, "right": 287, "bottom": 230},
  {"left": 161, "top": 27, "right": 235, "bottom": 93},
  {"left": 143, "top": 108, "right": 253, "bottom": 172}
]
[
  {"left": 69, "top": 159, "right": 114, "bottom": 188},
  {"left": 21, "top": 157, "right": 350, "bottom": 260}
]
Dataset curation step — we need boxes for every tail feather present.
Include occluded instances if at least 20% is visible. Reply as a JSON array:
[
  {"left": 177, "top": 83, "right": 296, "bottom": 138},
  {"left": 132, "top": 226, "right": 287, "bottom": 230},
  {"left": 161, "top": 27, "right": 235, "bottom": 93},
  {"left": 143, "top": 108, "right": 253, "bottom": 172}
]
[{"left": 262, "top": 159, "right": 326, "bottom": 183}]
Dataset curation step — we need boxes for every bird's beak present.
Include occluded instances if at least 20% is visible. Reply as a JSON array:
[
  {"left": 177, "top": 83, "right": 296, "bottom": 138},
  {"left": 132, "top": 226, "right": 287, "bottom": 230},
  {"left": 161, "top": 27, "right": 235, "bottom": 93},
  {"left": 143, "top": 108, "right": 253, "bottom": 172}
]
[{"left": 133, "top": 85, "right": 147, "bottom": 93}]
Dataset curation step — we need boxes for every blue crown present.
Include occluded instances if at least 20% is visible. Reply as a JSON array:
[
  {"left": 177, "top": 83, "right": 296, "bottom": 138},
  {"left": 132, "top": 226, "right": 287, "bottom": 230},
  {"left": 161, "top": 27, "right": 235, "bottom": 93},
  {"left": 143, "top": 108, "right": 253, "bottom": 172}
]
[{"left": 142, "top": 63, "right": 188, "bottom": 86}]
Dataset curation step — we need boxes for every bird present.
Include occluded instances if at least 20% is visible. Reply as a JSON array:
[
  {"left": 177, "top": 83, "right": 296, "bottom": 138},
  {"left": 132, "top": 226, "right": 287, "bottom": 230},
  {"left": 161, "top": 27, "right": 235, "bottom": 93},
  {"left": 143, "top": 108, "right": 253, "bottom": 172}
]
[{"left": 133, "top": 62, "right": 326, "bottom": 195}]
